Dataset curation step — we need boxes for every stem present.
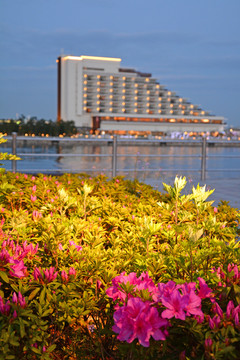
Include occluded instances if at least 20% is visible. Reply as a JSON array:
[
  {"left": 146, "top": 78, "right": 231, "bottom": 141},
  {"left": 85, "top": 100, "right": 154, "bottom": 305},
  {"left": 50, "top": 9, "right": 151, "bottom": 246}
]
[
  {"left": 175, "top": 200, "right": 178, "bottom": 244},
  {"left": 190, "top": 246, "right": 193, "bottom": 282}
]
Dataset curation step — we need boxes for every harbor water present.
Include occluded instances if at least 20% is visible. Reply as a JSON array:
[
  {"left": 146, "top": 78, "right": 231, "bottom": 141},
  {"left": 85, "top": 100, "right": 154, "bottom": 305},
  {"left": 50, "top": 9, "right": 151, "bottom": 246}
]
[{"left": 1, "top": 141, "right": 240, "bottom": 181}]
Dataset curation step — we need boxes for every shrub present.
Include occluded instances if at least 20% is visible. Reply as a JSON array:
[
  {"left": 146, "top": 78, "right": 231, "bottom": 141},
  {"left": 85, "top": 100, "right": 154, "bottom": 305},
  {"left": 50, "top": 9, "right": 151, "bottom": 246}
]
[{"left": 0, "top": 173, "right": 239, "bottom": 359}]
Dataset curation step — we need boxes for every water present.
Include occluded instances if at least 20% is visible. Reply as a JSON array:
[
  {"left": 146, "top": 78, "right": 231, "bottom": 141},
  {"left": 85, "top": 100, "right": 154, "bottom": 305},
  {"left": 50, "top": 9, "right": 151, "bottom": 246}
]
[{"left": 1, "top": 142, "right": 240, "bottom": 181}]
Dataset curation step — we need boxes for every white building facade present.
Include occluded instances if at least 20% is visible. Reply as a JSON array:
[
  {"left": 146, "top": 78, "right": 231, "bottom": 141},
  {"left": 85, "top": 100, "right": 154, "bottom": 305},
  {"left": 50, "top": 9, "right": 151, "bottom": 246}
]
[{"left": 57, "top": 55, "right": 225, "bottom": 134}]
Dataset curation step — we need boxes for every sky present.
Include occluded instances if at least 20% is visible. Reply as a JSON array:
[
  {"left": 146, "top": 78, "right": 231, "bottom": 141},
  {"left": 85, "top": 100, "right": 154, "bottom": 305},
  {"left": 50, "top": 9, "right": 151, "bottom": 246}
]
[{"left": 1, "top": 0, "right": 240, "bottom": 128}]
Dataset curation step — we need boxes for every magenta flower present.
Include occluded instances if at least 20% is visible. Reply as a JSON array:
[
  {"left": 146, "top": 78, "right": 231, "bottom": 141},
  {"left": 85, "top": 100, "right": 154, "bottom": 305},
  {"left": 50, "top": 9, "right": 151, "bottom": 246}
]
[
  {"left": 61, "top": 270, "right": 68, "bottom": 282},
  {"left": 112, "top": 297, "right": 168, "bottom": 347},
  {"left": 161, "top": 289, "right": 187, "bottom": 320},
  {"left": 234, "top": 310, "right": 239, "bottom": 326},
  {"left": 205, "top": 338, "right": 213, "bottom": 351},
  {"left": 212, "top": 302, "right": 223, "bottom": 318},
  {"left": 33, "top": 267, "right": 42, "bottom": 281},
  {"left": 197, "top": 277, "right": 213, "bottom": 299},
  {"left": 17, "top": 291, "right": 26, "bottom": 308},
  {"left": 12, "top": 292, "right": 26, "bottom": 308},
  {"left": 32, "top": 210, "right": 42, "bottom": 221},
  {"left": 43, "top": 267, "right": 58, "bottom": 283},
  {"left": 22, "top": 241, "right": 39, "bottom": 257},
  {"left": 12, "top": 292, "right": 18, "bottom": 304},
  {"left": 153, "top": 281, "right": 176, "bottom": 302},
  {"left": 31, "top": 194, "right": 37, "bottom": 202},
  {"left": 69, "top": 240, "right": 82, "bottom": 252},
  {"left": 0, "top": 297, "right": 11, "bottom": 316},
  {"left": 183, "top": 290, "right": 203, "bottom": 317},
  {"left": 69, "top": 267, "right": 76, "bottom": 276},
  {"left": 226, "top": 300, "right": 235, "bottom": 319},
  {"left": 9, "top": 260, "right": 27, "bottom": 278},
  {"left": 106, "top": 272, "right": 137, "bottom": 302},
  {"left": 209, "top": 315, "right": 221, "bottom": 329},
  {"left": 32, "top": 185, "right": 37, "bottom": 192}
]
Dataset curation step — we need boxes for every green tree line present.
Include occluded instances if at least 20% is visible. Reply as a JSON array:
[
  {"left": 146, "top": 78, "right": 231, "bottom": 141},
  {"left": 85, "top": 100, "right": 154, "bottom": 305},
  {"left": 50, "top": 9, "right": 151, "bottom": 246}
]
[{"left": 0, "top": 116, "right": 78, "bottom": 136}]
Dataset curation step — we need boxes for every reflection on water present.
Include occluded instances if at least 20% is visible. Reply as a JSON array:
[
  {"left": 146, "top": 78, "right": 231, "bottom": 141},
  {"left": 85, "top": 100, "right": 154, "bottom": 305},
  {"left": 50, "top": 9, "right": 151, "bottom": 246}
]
[{"left": 1, "top": 142, "right": 240, "bottom": 180}]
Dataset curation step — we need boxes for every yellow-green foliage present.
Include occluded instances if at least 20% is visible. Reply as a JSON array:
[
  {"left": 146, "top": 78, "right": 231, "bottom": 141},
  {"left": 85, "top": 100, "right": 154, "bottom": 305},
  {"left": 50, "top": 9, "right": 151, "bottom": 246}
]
[{"left": 0, "top": 173, "right": 239, "bottom": 359}]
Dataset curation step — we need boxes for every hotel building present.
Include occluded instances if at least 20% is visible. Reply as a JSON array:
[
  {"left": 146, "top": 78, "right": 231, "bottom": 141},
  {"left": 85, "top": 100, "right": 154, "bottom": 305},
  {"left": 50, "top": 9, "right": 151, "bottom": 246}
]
[{"left": 57, "top": 55, "right": 225, "bottom": 134}]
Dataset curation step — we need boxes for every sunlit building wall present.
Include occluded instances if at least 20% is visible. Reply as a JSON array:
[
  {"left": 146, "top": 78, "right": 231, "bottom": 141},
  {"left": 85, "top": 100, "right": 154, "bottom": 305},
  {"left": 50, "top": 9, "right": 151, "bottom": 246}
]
[{"left": 57, "top": 55, "right": 225, "bottom": 133}]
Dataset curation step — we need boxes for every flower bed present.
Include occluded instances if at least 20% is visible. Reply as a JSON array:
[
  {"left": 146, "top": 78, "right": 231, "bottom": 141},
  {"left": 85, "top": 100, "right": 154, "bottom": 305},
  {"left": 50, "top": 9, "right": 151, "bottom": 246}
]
[{"left": 0, "top": 173, "right": 239, "bottom": 359}]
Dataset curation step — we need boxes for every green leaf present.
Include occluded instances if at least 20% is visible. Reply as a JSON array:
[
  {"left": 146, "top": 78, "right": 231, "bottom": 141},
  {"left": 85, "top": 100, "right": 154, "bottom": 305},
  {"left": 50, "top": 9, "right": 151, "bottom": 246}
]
[
  {"left": 39, "top": 286, "right": 46, "bottom": 305},
  {"left": 31, "top": 347, "right": 41, "bottom": 354},
  {"left": 0, "top": 270, "right": 9, "bottom": 283},
  {"left": 19, "top": 318, "right": 26, "bottom": 338},
  {"left": 47, "top": 344, "right": 56, "bottom": 352},
  {"left": 28, "top": 287, "right": 41, "bottom": 301}
]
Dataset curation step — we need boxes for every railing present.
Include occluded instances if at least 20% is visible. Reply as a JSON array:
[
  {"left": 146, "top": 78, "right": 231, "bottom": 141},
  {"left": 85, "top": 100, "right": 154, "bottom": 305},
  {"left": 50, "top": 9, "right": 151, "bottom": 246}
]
[{"left": 7, "top": 133, "right": 240, "bottom": 181}]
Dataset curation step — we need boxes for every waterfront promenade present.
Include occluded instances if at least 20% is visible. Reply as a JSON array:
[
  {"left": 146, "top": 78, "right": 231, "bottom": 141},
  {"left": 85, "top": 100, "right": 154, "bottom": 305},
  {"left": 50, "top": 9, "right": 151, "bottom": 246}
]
[{"left": 146, "top": 177, "right": 240, "bottom": 209}]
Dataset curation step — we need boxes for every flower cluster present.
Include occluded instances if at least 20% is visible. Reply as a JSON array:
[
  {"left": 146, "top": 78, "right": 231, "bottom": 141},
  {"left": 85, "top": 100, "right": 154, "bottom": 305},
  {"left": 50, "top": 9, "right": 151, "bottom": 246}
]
[
  {"left": 33, "top": 266, "right": 58, "bottom": 284},
  {"left": 107, "top": 271, "right": 240, "bottom": 348},
  {"left": 0, "top": 291, "right": 26, "bottom": 318},
  {"left": 0, "top": 228, "right": 38, "bottom": 278},
  {"left": 213, "top": 263, "right": 240, "bottom": 287}
]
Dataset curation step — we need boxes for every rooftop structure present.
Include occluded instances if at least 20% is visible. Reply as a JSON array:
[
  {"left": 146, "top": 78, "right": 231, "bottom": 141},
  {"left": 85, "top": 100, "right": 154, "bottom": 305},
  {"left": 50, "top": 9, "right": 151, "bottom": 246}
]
[{"left": 57, "top": 55, "right": 225, "bottom": 134}]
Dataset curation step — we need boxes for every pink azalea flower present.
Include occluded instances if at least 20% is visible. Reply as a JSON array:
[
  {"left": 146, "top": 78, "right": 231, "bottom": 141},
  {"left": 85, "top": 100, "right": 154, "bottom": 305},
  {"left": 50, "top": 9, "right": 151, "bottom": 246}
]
[
  {"left": 0, "top": 297, "right": 11, "bottom": 316},
  {"left": 69, "top": 267, "right": 76, "bottom": 276},
  {"left": 153, "top": 281, "right": 176, "bottom": 302},
  {"left": 197, "top": 277, "right": 213, "bottom": 299},
  {"left": 12, "top": 292, "right": 18, "bottom": 304},
  {"left": 18, "top": 291, "right": 26, "bottom": 308},
  {"left": 112, "top": 298, "right": 168, "bottom": 347},
  {"left": 31, "top": 195, "right": 37, "bottom": 202},
  {"left": 161, "top": 289, "right": 187, "bottom": 320},
  {"left": 209, "top": 315, "right": 221, "bottom": 329},
  {"left": 43, "top": 267, "right": 58, "bottom": 283},
  {"left": 106, "top": 272, "right": 138, "bottom": 302},
  {"left": 22, "top": 241, "right": 39, "bottom": 257},
  {"left": 9, "top": 260, "right": 27, "bottom": 278},
  {"left": 204, "top": 338, "right": 213, "bottom": 351},
  {"left": 226, "top": 300, "right": 235, "bottom": 319},
  {"left": 32, "top": 185, "right": 37, "bottom": 192},
  {"left": 61, "top": 270, "right": 68, "bottom": 282},
  {"left": 33, "top": 267, "right": 42, "bottom": 281},
  {"left": 69, "top": 240, "right": 82, "bottom": 252},
  {"left": 183, "top": 290, "right": 203, "bottom": 317},
  {"left": 234, "top": 311, "right": 239, "bottom": 326},
  {"left": 32, "top": 210, "right": 42, "bottom": 221},
  {"left": 212, "top": 302, "right": 223, "bottom": 318}
]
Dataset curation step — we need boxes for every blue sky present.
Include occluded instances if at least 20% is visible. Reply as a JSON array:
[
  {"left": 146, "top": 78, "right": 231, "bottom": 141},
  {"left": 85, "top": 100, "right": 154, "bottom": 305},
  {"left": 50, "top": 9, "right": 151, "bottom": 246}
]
[{"left": 1, "top": 0, "right": 240, "bottom": 127}]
